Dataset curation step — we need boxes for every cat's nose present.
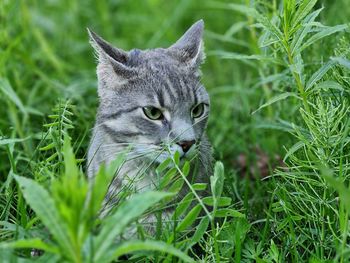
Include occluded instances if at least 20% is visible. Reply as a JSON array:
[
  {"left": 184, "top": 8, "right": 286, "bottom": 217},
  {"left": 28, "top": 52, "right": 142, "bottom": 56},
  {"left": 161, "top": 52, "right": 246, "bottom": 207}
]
[{"left": 177, "top": 140, "right": 196, "bottom": 153}]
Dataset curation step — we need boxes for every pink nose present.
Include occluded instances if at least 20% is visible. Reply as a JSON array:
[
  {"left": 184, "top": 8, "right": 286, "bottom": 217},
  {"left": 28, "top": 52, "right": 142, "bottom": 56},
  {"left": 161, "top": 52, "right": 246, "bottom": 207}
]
[{"left": 177, "top": 140, "right": 196, "bottom": 153}]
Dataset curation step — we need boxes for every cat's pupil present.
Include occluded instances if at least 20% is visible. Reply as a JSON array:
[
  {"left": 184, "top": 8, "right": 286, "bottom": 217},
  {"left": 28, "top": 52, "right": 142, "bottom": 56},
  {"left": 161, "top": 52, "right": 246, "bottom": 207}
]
[
  {"left": 192, "top": 103, "right": 204, "bottom": 118},
  {"left": 151, "top": 108, "right": 158, "bottom": 116}
]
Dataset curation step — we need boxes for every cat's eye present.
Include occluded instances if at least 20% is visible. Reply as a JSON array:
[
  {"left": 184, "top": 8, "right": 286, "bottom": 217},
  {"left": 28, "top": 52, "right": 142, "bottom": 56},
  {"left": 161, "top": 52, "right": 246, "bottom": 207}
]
[
  {"left": 191, "top": 103, "right": 205, "bottom": 118},
  {"left": 143, "top": 106, "right": 163, "bottom": 120}
]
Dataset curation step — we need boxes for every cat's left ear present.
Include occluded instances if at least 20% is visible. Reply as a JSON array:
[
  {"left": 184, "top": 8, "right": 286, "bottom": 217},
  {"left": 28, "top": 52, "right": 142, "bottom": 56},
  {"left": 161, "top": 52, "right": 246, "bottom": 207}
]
[
  {"left": 87, "top": 28, "right": 137, "bottom": 81},
  {"left": 168, "top": 19, "right": 205, "bottom": 68}
]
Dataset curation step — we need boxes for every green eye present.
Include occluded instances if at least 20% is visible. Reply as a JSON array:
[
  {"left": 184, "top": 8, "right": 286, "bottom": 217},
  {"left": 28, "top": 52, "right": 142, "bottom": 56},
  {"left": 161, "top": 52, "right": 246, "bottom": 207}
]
[
  {"left": 191, "top": 103, "right": 205, "bottom": 118},
  {"left": 142, "top": 106, "right": 163, "bottom": 120}
]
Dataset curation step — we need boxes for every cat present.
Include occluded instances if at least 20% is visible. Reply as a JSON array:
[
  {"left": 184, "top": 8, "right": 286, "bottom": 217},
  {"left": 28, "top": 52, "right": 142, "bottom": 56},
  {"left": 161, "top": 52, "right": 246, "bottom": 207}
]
[{"left": 87, "top": 20, "right": 212, "bottom": 214}]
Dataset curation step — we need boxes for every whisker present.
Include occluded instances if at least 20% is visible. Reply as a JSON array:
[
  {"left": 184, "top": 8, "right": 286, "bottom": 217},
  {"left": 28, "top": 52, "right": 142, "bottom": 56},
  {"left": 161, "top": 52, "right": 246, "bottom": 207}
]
[
  {"left": 102, "top": 148, "right": 160, "bottom": 162},
  {"left": 101, "top": 142, "right": 155, "bottom": 147}
]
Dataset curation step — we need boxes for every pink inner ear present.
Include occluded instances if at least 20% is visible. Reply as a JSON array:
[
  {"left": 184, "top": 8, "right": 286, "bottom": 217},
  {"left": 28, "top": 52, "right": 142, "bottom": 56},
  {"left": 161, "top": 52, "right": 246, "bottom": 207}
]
[
  {"left": 88, "top": 28, "right": 129, "bottom": 65},
  {"left": 88, "top": 29, "right": 139, "bottom": 80},
  {"left": 168, "top": 20, "right": 205, "bottom": 66}
]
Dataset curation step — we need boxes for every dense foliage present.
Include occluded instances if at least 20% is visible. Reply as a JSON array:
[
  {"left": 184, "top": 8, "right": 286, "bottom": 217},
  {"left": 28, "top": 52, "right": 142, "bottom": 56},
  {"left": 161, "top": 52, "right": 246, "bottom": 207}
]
[{"left": 1, "top": 0, "right": 350, "bottom": 262}]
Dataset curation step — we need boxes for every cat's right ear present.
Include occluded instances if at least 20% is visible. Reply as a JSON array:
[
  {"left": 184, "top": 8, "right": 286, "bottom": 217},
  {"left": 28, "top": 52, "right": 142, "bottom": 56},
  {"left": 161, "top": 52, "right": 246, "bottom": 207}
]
[
  {"left": 87, "top": 29, "right": 136, "bottom": 80},
  {"left": 168, "top": 20, "right": 205, "bottom": 69}
]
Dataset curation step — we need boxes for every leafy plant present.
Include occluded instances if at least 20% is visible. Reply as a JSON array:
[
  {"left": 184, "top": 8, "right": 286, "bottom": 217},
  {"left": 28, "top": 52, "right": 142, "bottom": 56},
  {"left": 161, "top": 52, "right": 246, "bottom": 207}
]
[
  {"left": 0, "top": 139, "right": 194, "bottom": 262},
  {"left": 210, "top": 0, "right": 350, "bottom": 261}
]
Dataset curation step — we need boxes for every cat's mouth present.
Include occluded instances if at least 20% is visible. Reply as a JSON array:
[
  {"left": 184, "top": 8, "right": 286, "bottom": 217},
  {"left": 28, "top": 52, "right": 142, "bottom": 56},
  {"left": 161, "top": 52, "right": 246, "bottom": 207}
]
[
  {"left": 158, "top": 142, "right": 197, "bottom": 163},
  {"left": 133, "top": 143, "right": 197, "bottom": 164}
]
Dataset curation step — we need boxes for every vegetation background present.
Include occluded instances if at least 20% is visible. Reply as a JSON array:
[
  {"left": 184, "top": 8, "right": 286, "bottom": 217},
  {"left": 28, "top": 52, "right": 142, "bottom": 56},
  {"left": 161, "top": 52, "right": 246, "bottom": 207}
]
[{"left": 1, "top": 0, "right": 350, "bottom": 262}]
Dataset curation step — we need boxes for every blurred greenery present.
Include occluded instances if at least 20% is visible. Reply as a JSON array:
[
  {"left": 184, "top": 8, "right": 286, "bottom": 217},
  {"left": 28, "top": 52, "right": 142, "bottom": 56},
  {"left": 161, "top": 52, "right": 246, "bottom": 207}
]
[{"left": 1, "top": 0, "right": 350, "bottom": 262}]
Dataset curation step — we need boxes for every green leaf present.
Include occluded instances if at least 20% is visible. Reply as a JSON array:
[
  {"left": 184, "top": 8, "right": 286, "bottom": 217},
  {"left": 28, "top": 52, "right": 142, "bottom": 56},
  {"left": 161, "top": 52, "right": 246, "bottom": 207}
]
[
  {"left": 159, "top": 167, "right": 177, "bottom": 189},
  {"left": 313, "top": 80, "right": 344, "bottom": 92},
  {"left": 14, "top": 175, "right": 73, "bottom": 256},
  {"left": 94, "top": 191, "right": 173, "bottom": 262},
  {"left": 176, "top": 204, "right": 202, "bottom": 232},
  {"left": 252, "top": 92, "right": 300, "bottom": 114},
  {"left": 39, "top": 142, "right": 56, "bottom": 151},
  {"left": 156, "top": 158, "right": 171, "bottom": 174},
  {"left": 0, "top": 238, "right": 59, "bottom": 254},
  {"left": 167, "top": 178, "right": 184, "bottom": 193},
  {"left": 290, "top": 53, "right": 304, "bottom": 75},
  {"left": 202, "top": 196, "right": 232, "bottom": 207},
  {"left": 0, "top": 137, "right": 30, "bottom": 146},
  {"left": 331, "top": 56, "right": 350, "bottom": 69},
  {"left": 173, "top": 192, "right": 194, "bottom": 219},
  {"left": 110, "top": 240, "right": 195, "bottom": 263},
  {"left": 209, "top": 51, "right": 282, "bottom": 65},
  {"left": 210, "top": 161, "right": 225, "bottom": 211},
  {"left": 0, "top": 78, "right": 26, "bottom": 114},
  {"left": 89, "top": 153, "right": 126, "bottom": 216},
  {"left": 182, "top": 161, "right": 190, "bottom": 177},
  {"left": 257, "top": 15, "right": 284, "bottom": 44},
  {"left": 269, "top": 239, "right": 280, "bottom": 262},
  {"left": 215, "top": 208, "right": 245, "bottom": 218},
  {"left": 220, "top": 2, "right": 283, "bottom": 44},
  {"left": 291, "top": 0, "right": 318, "bottom": 31},
  {"left": 63, "top": 138, "right": 79, "bottom": 179},
  {"left": 300, "top": 24, "right": 348, "bottom": 52},
  {"left": 189, "top": 216, "right": 210, "bottom": 246},
  {"left": 284, "top": 141, "right": 305, "bottom": 162},
  {"left": 0, "top": 251, "right": 60, "bottom": 263},
  {"left": 321, "top": 169, "right": 350, "bottom": 214},
  {"left": 306, "top": 61, "right": 336, "bottom": 90},
  {"left": 291, "top": 7, "right": 323, "bottom": 55},
  {"left": 224, "top": 21, "right": 248, "bottom": 37},
  {"left": 192, "top": 183, "right": 207, "bottom": 191},
  {"left": 174, "top": 151, "right": 180, "bottom": 165},
  {"left": 253, "top": 72, "right": 289, "bottom": 88},
  {"left": 52, "top": 137, "right": 88, "bottom": 237}
]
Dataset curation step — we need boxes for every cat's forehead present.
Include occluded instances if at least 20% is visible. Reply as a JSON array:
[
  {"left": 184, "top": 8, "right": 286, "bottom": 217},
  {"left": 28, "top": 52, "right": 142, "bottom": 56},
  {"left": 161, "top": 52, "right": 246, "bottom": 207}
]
[
  {"left": 127, "top": 48, "right": 180, "bottom": 68},
  {"left": 128, "top": 48, "right": 201, "bottom": 85},
  {"left": 124, "top": 71, "right": 209, "bottom": 111},
  {"left": 111, "top": 48, "right": 209, "bottom": 109}
]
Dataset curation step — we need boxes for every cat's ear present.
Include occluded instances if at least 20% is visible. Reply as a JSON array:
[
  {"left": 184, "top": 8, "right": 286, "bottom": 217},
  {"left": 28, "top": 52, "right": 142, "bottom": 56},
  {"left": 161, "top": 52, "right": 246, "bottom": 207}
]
[
  {"left": 87, "top": 28, "right": 136, "bottom": 80},
  {"left": 168, "top": 20, "right": 205, "bottom": 68}
]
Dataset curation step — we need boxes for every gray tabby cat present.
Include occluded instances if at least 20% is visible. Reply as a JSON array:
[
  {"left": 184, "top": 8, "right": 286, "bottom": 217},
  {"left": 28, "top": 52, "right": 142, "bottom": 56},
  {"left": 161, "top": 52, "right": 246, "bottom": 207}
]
[{"left": 87, "top": 20, "right": 212, "bottom": 210}]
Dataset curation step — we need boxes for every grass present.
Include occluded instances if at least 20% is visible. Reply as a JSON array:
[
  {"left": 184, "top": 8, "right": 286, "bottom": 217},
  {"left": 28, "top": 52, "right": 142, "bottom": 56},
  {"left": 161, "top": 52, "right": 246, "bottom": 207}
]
[{"left": 1, "top": 0, "right": 350, "bottom": 262}]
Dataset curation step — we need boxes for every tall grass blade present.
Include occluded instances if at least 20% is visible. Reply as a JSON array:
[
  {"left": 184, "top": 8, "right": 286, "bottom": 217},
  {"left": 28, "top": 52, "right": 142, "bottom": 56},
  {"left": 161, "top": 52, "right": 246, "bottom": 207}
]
[
  {"left": 0, "top": 137, "right": 30, "bottom": 146},
  {"left": 93, "top": 191, "right": 173, "bottom": 262},
  {"left": 0, "top": 78, "right": 26, "bottom": 114},
  {"left": 252, "top": 92, "right": 300, "bottom": 114}
]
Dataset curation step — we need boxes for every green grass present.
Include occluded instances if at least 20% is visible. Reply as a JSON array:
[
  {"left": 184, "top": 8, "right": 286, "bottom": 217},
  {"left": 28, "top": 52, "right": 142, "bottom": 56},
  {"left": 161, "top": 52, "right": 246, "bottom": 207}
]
[{"left": 1, "top": 0, "right": 350, "bottom": 262}]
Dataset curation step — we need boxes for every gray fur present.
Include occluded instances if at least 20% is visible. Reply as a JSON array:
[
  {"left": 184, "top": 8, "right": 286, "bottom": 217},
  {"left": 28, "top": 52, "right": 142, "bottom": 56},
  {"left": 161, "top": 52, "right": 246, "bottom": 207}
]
[{"left": 87, "top": 20, "right": 212, "bottom": 208}]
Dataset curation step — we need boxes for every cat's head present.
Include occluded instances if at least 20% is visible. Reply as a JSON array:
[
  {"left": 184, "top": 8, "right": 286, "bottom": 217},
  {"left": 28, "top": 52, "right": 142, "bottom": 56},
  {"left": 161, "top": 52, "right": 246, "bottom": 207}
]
[{"left": 88, "top": 20, "right": 210, "bottom": 162}]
